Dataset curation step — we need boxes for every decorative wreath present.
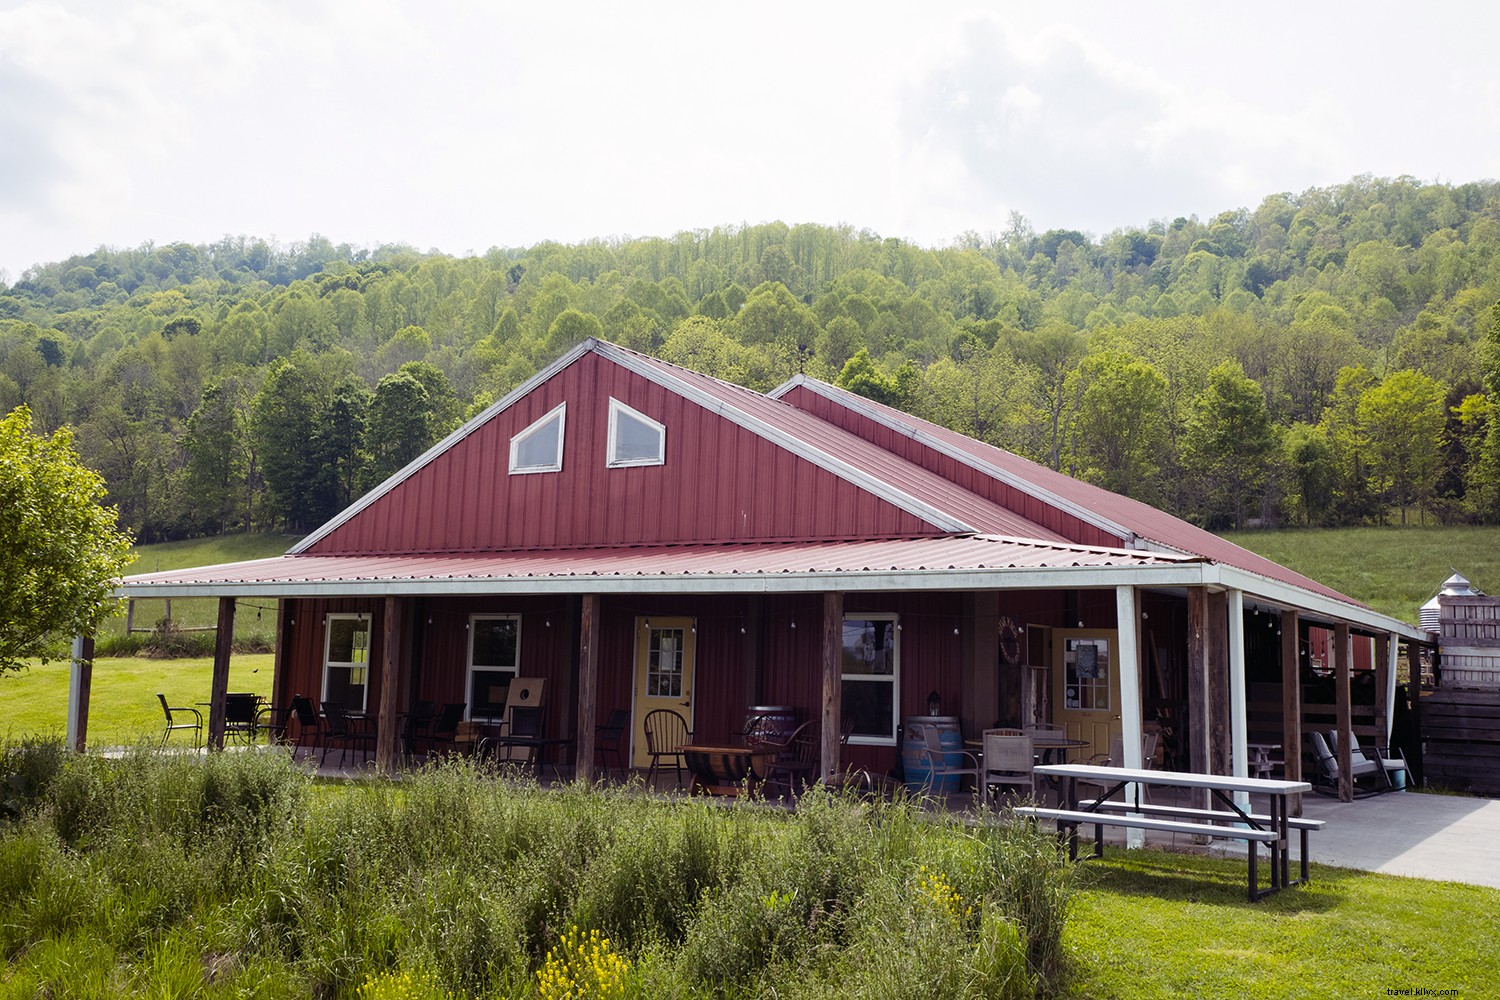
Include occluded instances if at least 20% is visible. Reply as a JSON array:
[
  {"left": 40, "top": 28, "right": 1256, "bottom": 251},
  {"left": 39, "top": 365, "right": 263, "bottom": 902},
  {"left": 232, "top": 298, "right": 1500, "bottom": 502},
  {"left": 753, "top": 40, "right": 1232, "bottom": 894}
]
[{"left": 998, "top": 616, "right": 1023, "bottom": 665}]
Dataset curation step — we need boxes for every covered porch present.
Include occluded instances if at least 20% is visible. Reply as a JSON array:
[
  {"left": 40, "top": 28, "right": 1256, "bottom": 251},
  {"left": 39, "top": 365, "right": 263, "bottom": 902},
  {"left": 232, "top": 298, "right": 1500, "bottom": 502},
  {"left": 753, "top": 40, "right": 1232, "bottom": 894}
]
[{"left": 82, "top": 535, "right": 1429, "bottom": 805}]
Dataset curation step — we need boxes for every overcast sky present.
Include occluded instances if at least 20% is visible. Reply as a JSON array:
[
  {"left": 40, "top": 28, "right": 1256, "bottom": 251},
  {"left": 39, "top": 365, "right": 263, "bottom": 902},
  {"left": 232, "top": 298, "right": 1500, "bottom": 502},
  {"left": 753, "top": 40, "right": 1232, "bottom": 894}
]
[{"left": 3, "top": 1, "right": 1498, "bottom": 282}]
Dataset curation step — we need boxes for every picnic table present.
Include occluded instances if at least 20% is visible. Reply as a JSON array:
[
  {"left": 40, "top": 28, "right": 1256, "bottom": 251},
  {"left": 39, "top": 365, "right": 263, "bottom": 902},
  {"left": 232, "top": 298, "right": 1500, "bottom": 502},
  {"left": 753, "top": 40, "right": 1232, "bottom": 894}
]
[{"left": 1016, "top": 763, "right": 1319, "bottom": 901}]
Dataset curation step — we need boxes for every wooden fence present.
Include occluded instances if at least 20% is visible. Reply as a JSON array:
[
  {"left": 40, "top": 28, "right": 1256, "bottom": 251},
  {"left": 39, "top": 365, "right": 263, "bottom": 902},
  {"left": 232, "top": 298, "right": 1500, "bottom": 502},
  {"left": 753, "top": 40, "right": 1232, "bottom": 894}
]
[{"left": 1419, "top": 686, "right": 1500, "bottom": 794}]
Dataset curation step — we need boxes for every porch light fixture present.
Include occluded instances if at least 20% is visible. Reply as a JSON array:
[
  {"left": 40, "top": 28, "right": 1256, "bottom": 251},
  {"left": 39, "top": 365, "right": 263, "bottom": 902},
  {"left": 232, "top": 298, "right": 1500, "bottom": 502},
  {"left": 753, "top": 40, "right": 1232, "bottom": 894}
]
[{"left": 927, "top": 690, "right": 941, "bottom": 715}]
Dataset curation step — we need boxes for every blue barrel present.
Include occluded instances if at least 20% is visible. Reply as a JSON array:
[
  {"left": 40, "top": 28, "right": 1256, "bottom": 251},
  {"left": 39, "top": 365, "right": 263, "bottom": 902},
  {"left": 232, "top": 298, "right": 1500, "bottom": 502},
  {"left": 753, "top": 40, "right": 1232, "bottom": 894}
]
[{"left": 902, "top": 715, "right": 962, "bottom": 793}]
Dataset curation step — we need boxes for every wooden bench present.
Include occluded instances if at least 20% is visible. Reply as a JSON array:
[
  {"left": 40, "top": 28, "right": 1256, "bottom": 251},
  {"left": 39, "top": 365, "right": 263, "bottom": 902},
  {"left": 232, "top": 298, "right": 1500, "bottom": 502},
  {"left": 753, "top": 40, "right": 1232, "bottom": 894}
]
[
  {"left": 1013, "top": 805, "right": 1285, "bottom": 901},
  {"left": 1077, "top": 799, "right": 1325, "bottom": 883}
]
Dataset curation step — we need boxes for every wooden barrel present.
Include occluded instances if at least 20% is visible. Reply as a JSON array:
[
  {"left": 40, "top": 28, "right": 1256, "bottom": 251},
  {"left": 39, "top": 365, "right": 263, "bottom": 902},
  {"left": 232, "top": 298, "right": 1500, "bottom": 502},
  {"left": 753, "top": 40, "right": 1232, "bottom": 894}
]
[{"left": 902, "top": 715, "right": 962, "bottom": 793}]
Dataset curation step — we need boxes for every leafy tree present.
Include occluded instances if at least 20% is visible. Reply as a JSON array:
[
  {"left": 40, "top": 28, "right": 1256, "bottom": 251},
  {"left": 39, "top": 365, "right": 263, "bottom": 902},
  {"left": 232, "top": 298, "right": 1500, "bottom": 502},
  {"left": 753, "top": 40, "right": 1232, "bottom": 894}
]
[
  {"left": 835, "top": 348, "right": 900, "bottom": 406},
  {"left": 1281, "top": 422, "right": 1335, "bottom": 526},
  {"left": 182, "top": 376, "right": 252, "bottom": 535},
  {"left": 365, "top": 370, "right": 434, "bottom": 488},
  {"left": 0, "top": 405, "right": 135, "bottom": 673},
  {"left": 1357, "top": 369, "right": 1447, "bottom": 524},
  {"left": 251, "top": 356, "right": 328, "bottom": 532},
  {"left": 313, "top": 374, "right": 372, "bottom": 516},
  {"left": 1182, "top": 361, "right": 1277, "bottom": 529},
  {"left": 1062, "top": 351, "right": 1170, "bottom": 503}
]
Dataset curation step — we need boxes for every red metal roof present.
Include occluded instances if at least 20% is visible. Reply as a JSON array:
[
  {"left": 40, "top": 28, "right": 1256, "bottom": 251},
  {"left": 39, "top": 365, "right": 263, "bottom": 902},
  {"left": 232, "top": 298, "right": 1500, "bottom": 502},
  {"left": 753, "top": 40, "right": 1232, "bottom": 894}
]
[
  {"left": 773, "top": 376, "right": 1362, "bottom": 607},
  {"left": 602, "top": 343, "right": 1066, "bottom": 540},
  {"left": 121, "top": 534, "right": 1197, "bottom": 593}
]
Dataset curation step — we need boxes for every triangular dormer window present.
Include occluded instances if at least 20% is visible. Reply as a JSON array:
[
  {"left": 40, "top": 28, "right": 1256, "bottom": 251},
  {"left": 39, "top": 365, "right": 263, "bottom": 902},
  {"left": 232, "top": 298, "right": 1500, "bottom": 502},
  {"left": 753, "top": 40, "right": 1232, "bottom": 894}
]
[
  {"left": 607, "top": 398, "right": 665, "bottom": 468},
  {"left": 509, "top": 402, "right": 566, "bottom": 474}
]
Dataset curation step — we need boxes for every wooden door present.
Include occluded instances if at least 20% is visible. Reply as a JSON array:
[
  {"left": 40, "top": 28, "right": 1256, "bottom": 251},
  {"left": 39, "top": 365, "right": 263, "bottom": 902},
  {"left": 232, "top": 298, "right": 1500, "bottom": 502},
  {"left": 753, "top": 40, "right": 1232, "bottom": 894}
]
[
  {"left": 1052, "top": 629, "right": 1120, "bottom": 761},
  {"left": 630, "top": 617, "right": 697, "bottom": 769}
]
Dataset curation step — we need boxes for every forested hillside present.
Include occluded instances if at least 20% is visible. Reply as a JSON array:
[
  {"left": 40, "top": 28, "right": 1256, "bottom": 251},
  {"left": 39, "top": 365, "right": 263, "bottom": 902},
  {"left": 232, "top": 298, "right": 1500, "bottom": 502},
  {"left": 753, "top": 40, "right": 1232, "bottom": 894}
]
[{"left": 2, "top": 174, "right": 1499, "bottom": 543}]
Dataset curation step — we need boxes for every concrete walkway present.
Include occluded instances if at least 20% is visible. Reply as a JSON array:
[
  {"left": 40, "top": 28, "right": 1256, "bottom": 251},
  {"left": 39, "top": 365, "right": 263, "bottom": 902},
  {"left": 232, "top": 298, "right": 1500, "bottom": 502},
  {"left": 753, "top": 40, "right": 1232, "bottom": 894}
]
[{"left": 1297, "top": 790, "right": 1500, "bottom": 889}]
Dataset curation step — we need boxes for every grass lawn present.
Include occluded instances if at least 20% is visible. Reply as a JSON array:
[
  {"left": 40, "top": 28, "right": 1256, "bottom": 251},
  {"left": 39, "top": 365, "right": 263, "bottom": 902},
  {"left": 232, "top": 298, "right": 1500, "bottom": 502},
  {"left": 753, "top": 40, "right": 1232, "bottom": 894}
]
[
  {"left": 104, "top": 532, "right": 300, "bottom": 639},
  {"left": 1060, "top": 849, "right": 1499, "bottom": 998},
  {"left": 1, "top": 653, "right": 275, "bottom": 747},
  {"left": 1223, "top": 524, "right": 1500, "bottom": 624}
]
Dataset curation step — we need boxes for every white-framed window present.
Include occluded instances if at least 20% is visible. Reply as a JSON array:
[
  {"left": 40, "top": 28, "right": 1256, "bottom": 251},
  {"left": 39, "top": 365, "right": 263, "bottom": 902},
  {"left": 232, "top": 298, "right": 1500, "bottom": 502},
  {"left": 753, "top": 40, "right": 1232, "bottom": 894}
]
[
  {"left": 322, "top": 613, "right": 371, "bottom": 713},
  {"left": 468, "top": 614, "right": 521, "bottom": 720},
  {"left": 841, "top": 613, "right": 899, "bottom": 745},
  {"left": 606, "top": 397, "right": 665, "bottom": 468},
  {"left": 509, "top": 402, "right": 566, "bottom": 474}
]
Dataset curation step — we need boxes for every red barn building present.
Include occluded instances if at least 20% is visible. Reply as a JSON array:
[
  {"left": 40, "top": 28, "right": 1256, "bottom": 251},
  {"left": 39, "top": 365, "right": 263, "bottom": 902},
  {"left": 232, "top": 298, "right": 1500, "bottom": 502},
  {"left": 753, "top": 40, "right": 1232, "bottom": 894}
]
[{"left": 98, "top": 340, "right": 1426, "bottom": 799}]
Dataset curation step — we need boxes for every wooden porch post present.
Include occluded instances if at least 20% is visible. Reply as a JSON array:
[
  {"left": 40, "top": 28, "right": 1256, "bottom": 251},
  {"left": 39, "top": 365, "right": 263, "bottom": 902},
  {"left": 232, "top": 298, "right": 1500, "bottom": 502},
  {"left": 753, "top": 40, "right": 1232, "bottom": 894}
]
[
  {"left": 1185, "top": 587, "right": 1211, "bottom": 809},
  {"left": 1208, "top": 591, "right": 1230, "bottom": 778},
  {"left": 66, "top": 635, "right": 95, "bottom": 752},
  {"left": 208, "top": 597, "right": 235, "bottom": 751},
  {"left": 575, "top": 594, "right": 601, "bottom": 783},
  {"left": 375, "top": 597, "right": 404, "bottom": 772},
  {"left": 1376, "top": 633, "right": 1395, "bottom": 740},
  {"left": 1334, "top": 622, "right": 1354, "bottom": 802},
  {"left": 820, "top": 591, "right": 843, "bottom": 781},
  {"left": 963, "top": 592, "right": 1001, "bottom": 733},
  {"left": 1280, "top": 610, "right": 1302, "bottom": 814},
  {"left": 1406, "top": 639, "right": 1424, "bottom": 786}
]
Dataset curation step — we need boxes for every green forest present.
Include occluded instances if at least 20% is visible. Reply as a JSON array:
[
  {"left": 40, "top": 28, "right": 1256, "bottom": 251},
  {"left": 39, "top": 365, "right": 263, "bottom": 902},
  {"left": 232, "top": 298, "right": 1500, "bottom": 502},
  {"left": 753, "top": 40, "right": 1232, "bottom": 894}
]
[{"left": 3, "top": 173, "right": 1499, "bottom": 543}]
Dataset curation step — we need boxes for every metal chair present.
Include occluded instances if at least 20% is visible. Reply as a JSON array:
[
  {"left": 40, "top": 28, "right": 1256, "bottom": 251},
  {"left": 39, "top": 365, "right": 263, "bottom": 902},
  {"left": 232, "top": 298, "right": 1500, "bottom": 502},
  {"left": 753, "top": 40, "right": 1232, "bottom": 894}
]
[
  {"left": 1313, "top": 731, "right": 1387, "bottom": 796},
  {"left": 158, "top": 693, "right": 202, "bottom": 750},
  {"left": 981, "top": 729, "right": 1035, "bottom": 805},
  {"left": 289, "top": 694, "right": 323, "bottom": 761},
  {"left": 223, "top": 692, "right": 262, "bottom": 745},
  {"left": 765, "top": 720, "right": 820, "bottom": 799},
  {"left": 399, "top": 699, "right": 438, "bottom": 764},
  {"left": 320, "top": 701, "right": 373, "bottom": 768},
  {"left": 1336, "top": 730, "right": 1409, "bottom": 790},
  {"left": 594, "top": 708, "right": 631, "bottom": 778},
  {"left": 916, "top": 725, "right": 982, "bottom": 797},
  {"left": 643, "top": 709, "right": 691, "bottom": 788}
]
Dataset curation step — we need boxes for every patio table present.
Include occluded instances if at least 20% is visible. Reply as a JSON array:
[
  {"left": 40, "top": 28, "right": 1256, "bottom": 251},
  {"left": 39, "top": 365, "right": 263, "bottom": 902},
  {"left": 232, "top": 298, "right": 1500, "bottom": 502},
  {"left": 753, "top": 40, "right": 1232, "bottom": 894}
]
[
  {"left": 1028, "top": 763, "right": 1315, "bottom": 900},
  {"left": 680, "top": 743, "right": 779, "bottom": 796}
]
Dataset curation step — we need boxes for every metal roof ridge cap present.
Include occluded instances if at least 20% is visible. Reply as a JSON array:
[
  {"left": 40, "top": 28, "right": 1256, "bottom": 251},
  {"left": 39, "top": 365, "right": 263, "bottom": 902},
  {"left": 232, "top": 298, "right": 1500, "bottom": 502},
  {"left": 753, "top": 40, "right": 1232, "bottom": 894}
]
[
  {"left": 592, "top": 342, "right": 975, "bottom": 534},
  {"left": 788, "top": 375, "right": 1137, "bottom": 543},
  {"left": 291, "top": 340, "right": 601, "bottom": 554}
]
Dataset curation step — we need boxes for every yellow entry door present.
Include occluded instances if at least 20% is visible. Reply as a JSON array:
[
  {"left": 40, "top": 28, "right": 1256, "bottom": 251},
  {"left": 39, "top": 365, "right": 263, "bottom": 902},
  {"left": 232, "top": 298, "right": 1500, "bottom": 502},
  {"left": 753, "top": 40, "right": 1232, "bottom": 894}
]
[
  {"left": 1052, "top": 629, "right": 1121, "bottom": 762},
  {"left": 630, "top": 617, "right": 696, "bottom": 769}
]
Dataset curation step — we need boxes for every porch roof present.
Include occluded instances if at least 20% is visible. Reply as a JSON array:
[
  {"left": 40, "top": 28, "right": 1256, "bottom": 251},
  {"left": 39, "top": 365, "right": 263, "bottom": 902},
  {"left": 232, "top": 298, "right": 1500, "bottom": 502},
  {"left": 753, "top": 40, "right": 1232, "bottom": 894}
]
[
  {"left": 112, "top": 534, "right": 1427, "bottom": 641},
  {"left": 122, "top": 533, "right": 1196, "bottom": 597}
]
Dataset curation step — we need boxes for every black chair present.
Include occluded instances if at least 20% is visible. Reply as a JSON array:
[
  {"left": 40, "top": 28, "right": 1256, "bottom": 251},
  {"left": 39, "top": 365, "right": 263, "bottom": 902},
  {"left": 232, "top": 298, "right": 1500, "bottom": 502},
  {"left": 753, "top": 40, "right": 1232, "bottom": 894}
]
[
  {"left": 320, "top": 701, "right": 373, "bottom": 768},
  {"left": 399, "top": 699, "right": 439, "bottom": 764},
  {"left": 594, "top": 708, "right": 630, "bottom": 778},
  {"left": 224, "top": 692, "right": 262, "bottom": 744},
  {"left": 419, "top": 702, "right": 467, "bottom": 758},
  {"left": 289, "top": 694, "right": 323, "bottom": 761},
  {"left": 765, "top": 720, "right": 820, "bottom": 799},
  {"left": 158, "top": 693, "right": 202, "bottom": 750}
]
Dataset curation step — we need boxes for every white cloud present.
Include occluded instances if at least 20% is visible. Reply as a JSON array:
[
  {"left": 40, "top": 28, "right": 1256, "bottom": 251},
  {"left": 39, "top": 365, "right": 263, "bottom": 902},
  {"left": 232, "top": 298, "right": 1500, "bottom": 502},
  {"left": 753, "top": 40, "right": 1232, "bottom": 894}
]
[{"left": 2, "top": 1, "right": 1499, "bottom": 281}]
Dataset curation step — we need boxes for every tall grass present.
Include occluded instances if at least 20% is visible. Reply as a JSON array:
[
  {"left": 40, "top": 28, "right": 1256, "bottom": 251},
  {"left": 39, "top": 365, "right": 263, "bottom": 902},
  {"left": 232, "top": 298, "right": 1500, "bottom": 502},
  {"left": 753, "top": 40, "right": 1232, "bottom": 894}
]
[{"left": 0, "top": 747, "right": 1070, "bottom": 999}]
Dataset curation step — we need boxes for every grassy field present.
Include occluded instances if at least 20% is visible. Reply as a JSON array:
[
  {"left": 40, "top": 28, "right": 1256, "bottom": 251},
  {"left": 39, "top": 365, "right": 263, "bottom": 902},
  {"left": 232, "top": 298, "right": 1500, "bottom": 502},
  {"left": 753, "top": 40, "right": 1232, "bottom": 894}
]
[
  {"left": 104, "top": 532, "right": 301, "bottom": 641},
  {"left": 1061, "top": 850, "right": 1498, "bottom": 998},
  {"left": 1223, "top": 525, "right": 1500, "bottom": 625},
  {"left": 0, "top": 750, "right": 1492, "bottom": 999},
  {"left": 2, "top": 654, "right": 275, "bottom": 747}
]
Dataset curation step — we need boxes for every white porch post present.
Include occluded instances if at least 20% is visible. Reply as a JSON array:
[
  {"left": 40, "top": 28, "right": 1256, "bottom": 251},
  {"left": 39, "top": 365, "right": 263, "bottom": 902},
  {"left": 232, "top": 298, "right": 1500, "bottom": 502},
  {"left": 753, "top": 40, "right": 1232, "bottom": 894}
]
[
  {"left": 1385, "top": 633, "right": 1400, "bottom": 740},
  {"left": 1115, "top": 586, "right": 1145, "bottom": 848},
  {"left": 66, "top": 635, "right": 94, "bottom": 752},
  {"left": 1227, "top": 589, "right": 1250, "bottom": 810}
]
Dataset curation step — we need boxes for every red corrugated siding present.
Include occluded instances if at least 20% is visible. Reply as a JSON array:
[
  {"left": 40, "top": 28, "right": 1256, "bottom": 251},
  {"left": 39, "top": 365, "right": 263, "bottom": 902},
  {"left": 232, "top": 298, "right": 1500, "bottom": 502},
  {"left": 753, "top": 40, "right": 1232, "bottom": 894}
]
[{"left": 306, "top": 354, "right": 936, "bottom": 554}]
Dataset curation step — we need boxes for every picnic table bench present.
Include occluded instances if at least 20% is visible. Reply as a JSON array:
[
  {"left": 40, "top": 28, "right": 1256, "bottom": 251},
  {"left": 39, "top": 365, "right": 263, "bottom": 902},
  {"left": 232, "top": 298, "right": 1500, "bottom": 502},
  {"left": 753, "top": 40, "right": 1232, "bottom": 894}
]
[{"left": 1016, "top": 763, "right": 1316, "bottom": 901}]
